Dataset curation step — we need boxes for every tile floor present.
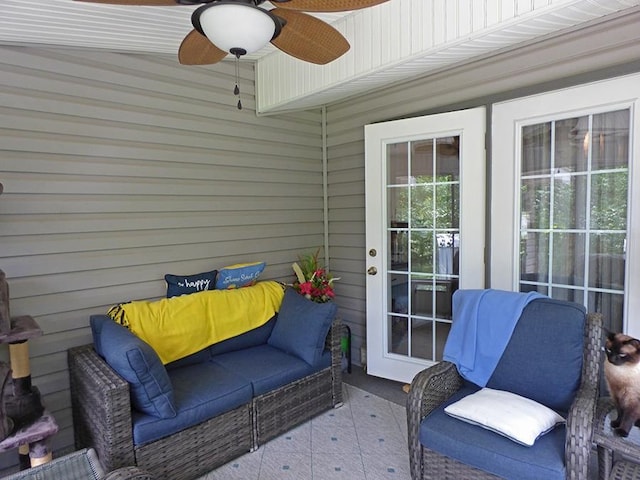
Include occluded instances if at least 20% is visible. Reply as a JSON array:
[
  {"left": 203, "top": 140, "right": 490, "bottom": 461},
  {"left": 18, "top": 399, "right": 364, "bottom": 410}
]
[{"left": 198, "top": 383, "right": 411, "bottom": 480}]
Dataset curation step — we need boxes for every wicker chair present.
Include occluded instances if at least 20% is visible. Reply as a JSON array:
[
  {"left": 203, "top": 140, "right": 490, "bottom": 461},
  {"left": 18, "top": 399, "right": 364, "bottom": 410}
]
[
  {"left": 407, "top": 295, "right": 603, "bottom": 480},
  {"left": 1, "top": 448, "right": 153, "bottom": 480}
]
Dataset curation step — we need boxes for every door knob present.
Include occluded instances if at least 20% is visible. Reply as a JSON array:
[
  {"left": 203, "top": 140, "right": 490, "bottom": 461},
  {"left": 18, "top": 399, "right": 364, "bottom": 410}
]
[{"left": 367, "top": 266, "right": 377, "bottom": 275}]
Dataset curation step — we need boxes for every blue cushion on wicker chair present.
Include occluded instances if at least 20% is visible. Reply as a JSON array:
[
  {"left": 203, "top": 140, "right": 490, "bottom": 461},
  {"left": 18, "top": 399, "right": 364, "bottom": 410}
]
[
  {"left": 420, "top": 384, "right": 567, "bottom": 480},
  {"left": 486, "top": 298, "right": 585, "bottom": 412}
]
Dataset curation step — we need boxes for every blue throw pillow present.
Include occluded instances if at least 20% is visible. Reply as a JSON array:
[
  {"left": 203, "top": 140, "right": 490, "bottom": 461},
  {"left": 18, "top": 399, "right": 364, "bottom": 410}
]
[
  {"left": 215, "top": 262, "right": 265, "bottom": 290},
  {"left": 267, "top": 288, "right": 337, "bottom": 366},
  {"left": 100, "top": 320, "right": 177, "bottom": 419},
  {"left": 165, "top": 269, "right": 217, "bottom": 298}
]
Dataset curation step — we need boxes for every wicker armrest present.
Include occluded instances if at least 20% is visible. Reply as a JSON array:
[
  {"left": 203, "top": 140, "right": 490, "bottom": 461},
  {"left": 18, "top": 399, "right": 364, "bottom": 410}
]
[
  {"left": 103, "top": 466, "right": 155, "bottom": 480},
  {"left": 407, "top": 361, "right": 464, "bottom": 480},
  {"left": 68, "top": 345, "right": 136, "bottom": 471},
  {"left": 565, "top": 312, "right": 603, "bottom": 480}
]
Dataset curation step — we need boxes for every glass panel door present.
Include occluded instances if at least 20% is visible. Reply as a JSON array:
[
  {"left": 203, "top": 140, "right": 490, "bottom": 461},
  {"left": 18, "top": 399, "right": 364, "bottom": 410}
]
[{"left": 365, "top": 107, "right": 485, "bottom": 383}]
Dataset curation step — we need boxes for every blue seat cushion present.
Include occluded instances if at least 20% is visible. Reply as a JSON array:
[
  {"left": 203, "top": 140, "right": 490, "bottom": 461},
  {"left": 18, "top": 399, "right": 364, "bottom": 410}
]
[
  {"left": 99, "top": 319, "right": 176, "bottom": 419},
  {"left": 487, "top": 298, "right": 585, "bottom": 412},
  {"left": 420, "top": 384, "right": 566, "bottom": 480},
  {"left": 267, "top": 288, "right": 337, "bottom": 367},
  {"left": 132, "top": 361, "right": 253, "bottom": 445},
  {"left": 212, "top": 344, "right": 329, "bottom": 396}
]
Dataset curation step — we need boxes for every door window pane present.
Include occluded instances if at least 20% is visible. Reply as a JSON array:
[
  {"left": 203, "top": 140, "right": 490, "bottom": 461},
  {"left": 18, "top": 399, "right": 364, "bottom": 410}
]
[
  {"left": 591, "top": 171, "right": 628, "bottom": 231},
  {"left": 521, "top": 178, "right": 550, "bottom": 230},
  {"left": 555, "top": 116, "right": 588, "bottom": 172},
  {"left": 522, "top": 123, "right": 551, "bottom": 175}
]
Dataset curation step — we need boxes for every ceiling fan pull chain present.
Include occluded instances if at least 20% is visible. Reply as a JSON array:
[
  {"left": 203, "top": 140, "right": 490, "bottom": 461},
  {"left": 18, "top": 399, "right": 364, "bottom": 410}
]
[{"left": 233, "top": 51, "right": 242, "bottom": 110}]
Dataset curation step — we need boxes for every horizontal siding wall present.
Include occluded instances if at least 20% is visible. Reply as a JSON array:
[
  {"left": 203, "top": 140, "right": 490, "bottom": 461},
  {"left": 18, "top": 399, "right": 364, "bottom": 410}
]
[
  {"left": 0, "top": 45, "right": 323, "bottom": 472},
  {"left": 326, "top": 9, "right": 640, "bottom": 370}
]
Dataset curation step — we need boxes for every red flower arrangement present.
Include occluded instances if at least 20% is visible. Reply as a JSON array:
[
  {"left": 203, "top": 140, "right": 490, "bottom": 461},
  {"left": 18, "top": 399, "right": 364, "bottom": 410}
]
[{"left": 291, "top": 249, "right": 339, "bottom": 304}]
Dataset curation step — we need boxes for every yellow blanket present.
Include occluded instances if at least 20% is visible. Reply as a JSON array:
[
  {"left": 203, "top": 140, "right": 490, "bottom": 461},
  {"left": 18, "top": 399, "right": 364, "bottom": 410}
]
[{"left": 107, "top": 281, "right": 285, "bottom": 364}]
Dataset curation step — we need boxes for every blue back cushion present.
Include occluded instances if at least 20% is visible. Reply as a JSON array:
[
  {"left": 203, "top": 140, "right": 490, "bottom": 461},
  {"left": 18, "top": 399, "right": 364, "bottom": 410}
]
[
  {"left": 267, "top": 288, "right": 337, "bottom": 366},
  {"left": 208, "top": 316, "right": 277, "bottom": 357},
  {"left": 90, "top": 314, "right": 110, "bottom": 357},
  {"left": 100, "top": 319, "right": 177, "bottom": 419},
  {"left": 486, "top": 298, "right": 585, "bottom": 412}
]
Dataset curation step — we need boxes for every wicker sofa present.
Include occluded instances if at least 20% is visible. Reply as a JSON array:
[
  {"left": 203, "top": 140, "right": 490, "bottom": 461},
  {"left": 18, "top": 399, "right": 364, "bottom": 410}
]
[{"left": 68, "top": 285, "right": 343, "bottom": 480}]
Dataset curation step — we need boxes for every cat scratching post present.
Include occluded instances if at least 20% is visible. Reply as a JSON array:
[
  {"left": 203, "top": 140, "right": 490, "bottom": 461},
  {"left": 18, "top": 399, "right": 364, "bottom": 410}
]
[{"left": 0, "top": 270, "right": 58, "bottom": 469}]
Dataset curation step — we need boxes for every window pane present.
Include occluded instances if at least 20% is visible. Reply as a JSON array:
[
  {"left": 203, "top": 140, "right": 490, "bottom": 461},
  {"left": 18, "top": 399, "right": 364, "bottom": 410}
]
[
  {"left": 411, "top": 318, "right": 433, "bottom": 361},
  {"left": 435, "top": 184, "right": 459, "bottom": 229},
  {"left": 387, "top": 142, "right": 408, "bottom": 183},
  {"left": 555, "top": 117, "right": 588, "bottom": 173},
  {"left": 388, "top": 315, "right": 407, "bottom": 355},
  {"left": 521, "top": 178, "right": 550, "bottom": 230},
  {"left": 588, "top": 291, "right": 624, "bottom": 333},
  {"left": 522, "top": 123, "right": 551, "bottom": 175},
  {"left": 389, "top": 273, "right": 409, "bottom": 313},
  {"left": 520, "top": 232, "right": 549, "bottom": 282},
  {"left": 434, "top": 321, "right": 452, "bottom": 361},
  {"left": 411, "top": 231, "right": 433, "bottom": 274},
  {"left": 552, "top": 232, "right": 586, "bottom": 285},
  {"left": 589, "top": 233, "right": 625, "bottom": 290},
  {"left": 591, "top": 171, "right": 628, "bottom": 231},
  {"left": 388, "top": 186, "right": 408, "bottom": 226},
  {"left": 592, "top": 109, "right": 629, "bottom": 170},
  {"left": 411, "top": 140, "right": 433, "bottom": 182},
  {"left": 389, "top": 230, "right": 408, "bottom": 271},
  {"left": 554, "top": 174, "right": 587, "bottom": 229},
  {"left": 436, "top": 136, "right": 460, "bottom": 181},
  {"left": 411, "top": 185, "right": 433, "bottom": 228}
]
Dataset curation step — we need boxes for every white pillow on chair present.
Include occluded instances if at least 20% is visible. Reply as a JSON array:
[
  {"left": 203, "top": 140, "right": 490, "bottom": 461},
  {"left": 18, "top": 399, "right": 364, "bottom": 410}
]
[{"left": 444, "top": 387, "right": 565, "bottom": 446}]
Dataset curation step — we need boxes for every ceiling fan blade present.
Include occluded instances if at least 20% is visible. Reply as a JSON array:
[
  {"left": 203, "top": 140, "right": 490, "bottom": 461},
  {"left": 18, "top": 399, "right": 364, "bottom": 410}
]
[
  {"left": 270, "top": 9, "right": 349, "bottom": 65},
  {"left": 178, "top": 30, "right": 228, "bottom": 65},
  {"left": 271, "top": 0, "right": 389, "bottom": 12},
  {"left": 74, "top": 0, "right": 178, "bottom": 4}
]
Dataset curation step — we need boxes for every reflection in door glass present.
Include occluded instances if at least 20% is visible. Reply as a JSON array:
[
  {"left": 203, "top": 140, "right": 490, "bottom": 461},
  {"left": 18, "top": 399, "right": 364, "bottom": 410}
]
[
  {"left": 386, "top": 137, "right": 460, "bottom": 361},
  {"left": 519, "top": 109, "right": 629, "bottom": 333}
]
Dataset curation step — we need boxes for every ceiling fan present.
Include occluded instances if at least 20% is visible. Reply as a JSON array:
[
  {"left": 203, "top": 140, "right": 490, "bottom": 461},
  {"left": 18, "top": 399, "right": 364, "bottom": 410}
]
[{"left": 74, "top": 0, "right": 390, "bottom": 66}]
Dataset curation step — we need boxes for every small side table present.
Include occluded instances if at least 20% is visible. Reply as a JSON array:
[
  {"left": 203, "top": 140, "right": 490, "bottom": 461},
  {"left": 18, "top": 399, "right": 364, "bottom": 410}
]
[{"left": 594, "top": 397, "right": 640, "bottom": 480}]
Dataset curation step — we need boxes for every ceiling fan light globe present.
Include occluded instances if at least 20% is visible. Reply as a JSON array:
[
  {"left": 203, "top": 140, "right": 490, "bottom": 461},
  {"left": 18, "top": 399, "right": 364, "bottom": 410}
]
[{"left": 196, "top": 3, "right": 277, "bottom": 55}]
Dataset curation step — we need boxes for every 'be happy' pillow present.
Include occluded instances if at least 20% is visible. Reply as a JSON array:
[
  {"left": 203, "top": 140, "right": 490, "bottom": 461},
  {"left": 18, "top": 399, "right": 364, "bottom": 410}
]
[
  {"left": 165, "top": 269, "right": 217, "bottom": 298},
  {"left": 215, "top": 262, "right": 265, "bottom": 290},
  {"left": 444, "top": 388, "right": 565, "bottom": 446}
]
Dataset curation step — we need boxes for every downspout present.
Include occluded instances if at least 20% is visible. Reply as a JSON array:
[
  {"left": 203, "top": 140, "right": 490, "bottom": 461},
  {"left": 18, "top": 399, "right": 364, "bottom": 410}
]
[{"left": 322, "top": 106, "right": 330, "bottom": 269}]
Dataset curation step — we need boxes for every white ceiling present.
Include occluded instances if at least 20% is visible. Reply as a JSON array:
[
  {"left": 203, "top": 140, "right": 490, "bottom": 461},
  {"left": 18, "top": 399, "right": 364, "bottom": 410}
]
[{"left": 2, "top": 0, "right": 640, "bottom": 114}]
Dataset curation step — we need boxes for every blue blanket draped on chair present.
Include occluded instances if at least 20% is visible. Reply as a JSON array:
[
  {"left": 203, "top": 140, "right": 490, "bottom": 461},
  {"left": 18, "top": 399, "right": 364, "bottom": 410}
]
[{"left": 443, "top": 289, "right": 545, "bottom": 386}]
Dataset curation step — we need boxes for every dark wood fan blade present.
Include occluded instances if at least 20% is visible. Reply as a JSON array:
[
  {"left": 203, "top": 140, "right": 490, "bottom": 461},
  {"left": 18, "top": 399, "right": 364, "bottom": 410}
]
[
  {"left": 270, "top": 9, "right": 349, "bottom": 65},
  {"left": 178, "top": 30, "right": 228, "bottom": 65},
  {"left": 74, "top": 0, "right": 177, "bottom": 4},
  {"left": 271, "top": 0, "right": 389, "bottom": 12}
]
